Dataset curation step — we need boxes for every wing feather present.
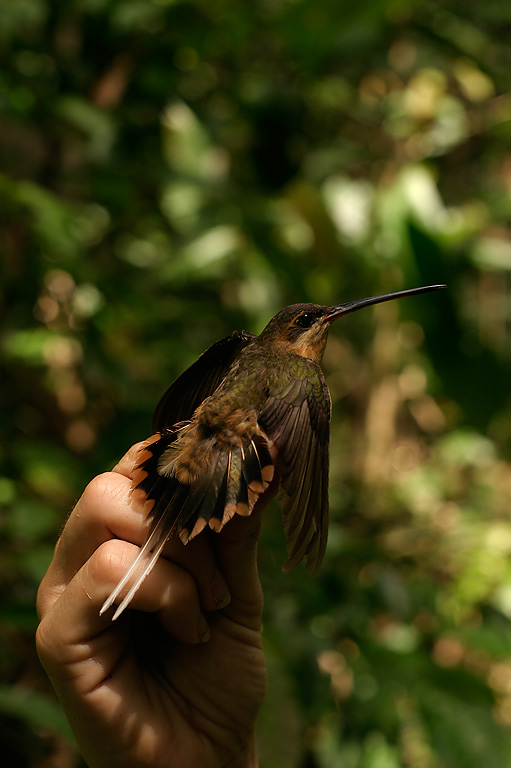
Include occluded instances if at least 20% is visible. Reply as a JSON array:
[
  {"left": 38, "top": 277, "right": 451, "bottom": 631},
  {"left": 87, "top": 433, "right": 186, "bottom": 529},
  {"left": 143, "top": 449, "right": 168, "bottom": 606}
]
[
  {"left": 259, "top": 365, "right": 331, "bottom": 575},
  {"left": 152, "top": 331, "right": 254, "bottom": 430}
]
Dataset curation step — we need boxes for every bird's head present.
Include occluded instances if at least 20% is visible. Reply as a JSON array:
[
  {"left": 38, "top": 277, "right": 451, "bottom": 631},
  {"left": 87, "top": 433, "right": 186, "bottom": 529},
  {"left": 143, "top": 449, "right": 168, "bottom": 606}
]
[
  {"left": 258, "top": 285, "right": 445, "bottom": 363},
  {"left": 257, "top": 303, "right": 332, "bottom": 362}
]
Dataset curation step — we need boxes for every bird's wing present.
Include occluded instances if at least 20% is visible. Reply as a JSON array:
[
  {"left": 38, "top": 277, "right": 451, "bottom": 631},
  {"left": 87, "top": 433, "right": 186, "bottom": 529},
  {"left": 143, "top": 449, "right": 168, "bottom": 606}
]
[
  {"left": 259, "top": 370, "right": 331, "bottom": 575},
  {"left": 152, "top": 330, "right": 255, "bottom": 430}
]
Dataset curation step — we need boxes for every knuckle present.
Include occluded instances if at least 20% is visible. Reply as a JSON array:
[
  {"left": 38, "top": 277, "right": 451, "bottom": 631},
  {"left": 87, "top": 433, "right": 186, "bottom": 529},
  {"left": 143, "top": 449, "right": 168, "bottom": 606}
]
[
  {"left": 79, "top": 472, "right": 125, "bottom": 521},
  {"left": 81, "top": 472, "right": 115, "bottom": 508},
  {"left": 87, "top": 539, "right": 133, "bottom": 586}
]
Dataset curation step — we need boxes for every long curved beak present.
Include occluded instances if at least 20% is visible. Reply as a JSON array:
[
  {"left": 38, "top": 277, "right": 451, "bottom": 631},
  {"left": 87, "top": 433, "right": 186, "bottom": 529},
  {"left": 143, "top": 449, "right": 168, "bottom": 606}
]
[{"left": 325, "top": 284, "right": 445, "bottom": 322}]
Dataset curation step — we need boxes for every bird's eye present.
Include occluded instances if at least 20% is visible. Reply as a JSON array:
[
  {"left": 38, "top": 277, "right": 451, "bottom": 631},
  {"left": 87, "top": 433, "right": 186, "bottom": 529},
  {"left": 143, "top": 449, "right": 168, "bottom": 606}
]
[{"left": 295, "top": 313, "right": 318, "bottom": 329}]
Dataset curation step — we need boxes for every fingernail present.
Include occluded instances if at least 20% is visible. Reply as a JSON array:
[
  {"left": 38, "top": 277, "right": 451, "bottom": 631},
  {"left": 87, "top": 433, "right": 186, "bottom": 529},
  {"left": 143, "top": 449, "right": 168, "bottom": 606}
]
[
  {"left": 211, "top": 575, "right": 231, "bottom": 610},
  {"left": 213, "top": 590, "right": 231, "bottom": 610},
  {"left": 198, "top": 615, "right": 211, "bottom": 643}
]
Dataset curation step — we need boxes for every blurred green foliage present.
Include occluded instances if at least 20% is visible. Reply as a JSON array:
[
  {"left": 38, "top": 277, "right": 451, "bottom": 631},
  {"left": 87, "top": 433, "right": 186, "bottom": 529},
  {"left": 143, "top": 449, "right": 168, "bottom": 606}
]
[{"left": 1, "top": 0, "right": 511, "bottom": 765}]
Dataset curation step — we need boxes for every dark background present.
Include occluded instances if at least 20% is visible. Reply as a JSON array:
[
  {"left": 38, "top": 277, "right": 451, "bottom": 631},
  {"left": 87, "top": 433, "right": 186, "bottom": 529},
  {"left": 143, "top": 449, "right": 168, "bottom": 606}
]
[{"left": 2, "top": 0, "right": 511, "bottom": 765}]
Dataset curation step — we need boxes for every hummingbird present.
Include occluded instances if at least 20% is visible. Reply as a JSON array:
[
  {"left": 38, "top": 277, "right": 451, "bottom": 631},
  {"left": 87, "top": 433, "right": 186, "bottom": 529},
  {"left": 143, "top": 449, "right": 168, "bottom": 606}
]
[{"left": 101, "top": 284, "right": 444, "bottom": 620}]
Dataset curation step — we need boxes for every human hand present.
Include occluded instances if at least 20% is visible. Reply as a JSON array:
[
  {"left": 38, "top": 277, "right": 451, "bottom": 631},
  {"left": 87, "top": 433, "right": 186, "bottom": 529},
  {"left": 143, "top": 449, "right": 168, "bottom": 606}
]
[{"left": 36, "top": 442, "right": 277, "bottom": 768}]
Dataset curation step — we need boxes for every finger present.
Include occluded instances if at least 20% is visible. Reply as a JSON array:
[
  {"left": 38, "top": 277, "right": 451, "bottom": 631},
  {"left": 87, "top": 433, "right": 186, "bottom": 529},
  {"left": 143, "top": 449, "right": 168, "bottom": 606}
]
[
  {"left": 37, "top": 538, "right": 210, "bottom": 688},
  {"left": 92, "top": 540, "right": 211, "bottom": 644},
  {"left": 38, "top": 468, "right": 229, "bottom": 619},
  {"left": 165, "top": 533, "right": 232, "bottom": 610},
  {"left": 37, "top": 471, "right": 142, "bottom": 618}
]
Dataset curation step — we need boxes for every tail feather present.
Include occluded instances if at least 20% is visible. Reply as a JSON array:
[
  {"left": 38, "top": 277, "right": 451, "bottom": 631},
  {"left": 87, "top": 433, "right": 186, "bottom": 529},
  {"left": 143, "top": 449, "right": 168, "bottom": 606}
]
[
  {"left": 235, "top": 470, "right": 250, "bottom": 516},
  {"left": 241, "top": 439, "right": 265, "bottom": 492},
  {"left": 254, "top": 441, "right": 275, "bottom": 485},
  {"left": 99, "top": 499, "right": 179, "bottom": 620},
  {"left": 206, "top": 457, "right": 230, "bottom": 533},
  {"left": 241, "top": 436, "right": 274, "bottom": 512},
  {"left": 133, "top": 427, "right": 183, "bottom": 490},
  {"left": 174, "top": 473, "right": 213, "bottom": 542},
  {"left": 101, "top": 426, "right": 275, "bottom": 619},
  {"left": 180, "top": 451, "right": 228, "bottom": 539},
  {"left": 131, "top": 429, "right": 183, "bottom": 518},
  {"left": 222, "top": 447, "right": 242, "bottom": 525}
]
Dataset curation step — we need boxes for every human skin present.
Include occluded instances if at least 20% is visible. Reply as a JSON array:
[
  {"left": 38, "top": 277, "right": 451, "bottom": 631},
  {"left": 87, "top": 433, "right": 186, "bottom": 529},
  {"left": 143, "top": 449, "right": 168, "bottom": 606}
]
[{"left": 36, "top": 441, "right": 278, "bottom": 768}]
